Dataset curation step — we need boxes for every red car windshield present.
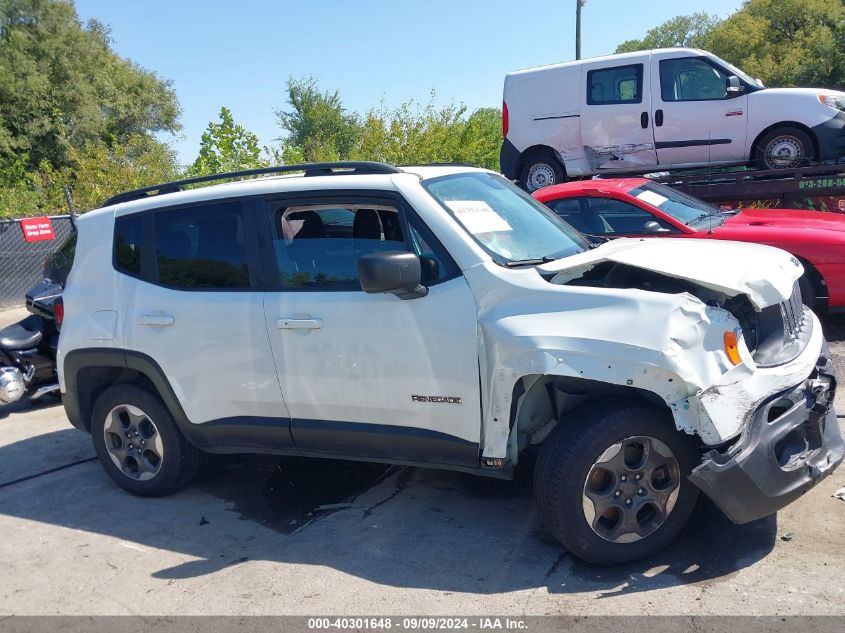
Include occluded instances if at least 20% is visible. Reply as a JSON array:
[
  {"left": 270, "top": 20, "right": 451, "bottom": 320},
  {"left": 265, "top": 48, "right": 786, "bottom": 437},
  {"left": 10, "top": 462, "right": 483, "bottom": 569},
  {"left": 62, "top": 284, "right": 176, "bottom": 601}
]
[{"left": 628, "top": 182, "right": 723, "bottom": 226}]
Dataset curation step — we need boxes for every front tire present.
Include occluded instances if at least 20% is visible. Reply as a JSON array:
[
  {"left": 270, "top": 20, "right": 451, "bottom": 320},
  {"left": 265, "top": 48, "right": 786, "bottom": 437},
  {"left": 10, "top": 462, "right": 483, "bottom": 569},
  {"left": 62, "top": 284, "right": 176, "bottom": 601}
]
[
  {"left": 798, "top": 274, "right": 817, "bottom": 310},
  {"left": 533, "top": 401, "right": 700, "bottom": 565},
  {"left": 519, "top": 150, "right": 565, "bottom": 192},
  {"left": 754, "top": 126, "right": 814, "bottom": 170},
  {"left": 91, "top": 384, "right": 201, "bottom": 496}
]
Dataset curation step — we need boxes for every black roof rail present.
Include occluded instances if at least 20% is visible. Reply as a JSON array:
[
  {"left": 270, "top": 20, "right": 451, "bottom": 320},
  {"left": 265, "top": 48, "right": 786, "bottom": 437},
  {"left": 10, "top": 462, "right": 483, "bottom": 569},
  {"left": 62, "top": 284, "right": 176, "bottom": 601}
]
[{"left": 103, "top": 161, "right": 402, "bottom": 207}]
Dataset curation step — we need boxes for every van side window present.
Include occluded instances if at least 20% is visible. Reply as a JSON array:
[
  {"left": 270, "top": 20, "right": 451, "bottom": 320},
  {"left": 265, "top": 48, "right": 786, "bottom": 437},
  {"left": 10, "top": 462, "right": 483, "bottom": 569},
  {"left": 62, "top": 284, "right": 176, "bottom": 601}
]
[
  {"left": 154, "top": 201, "right": 251, "bottom": 289},
  {"left": 660, "top": 58, "right": 730, "bottom": 101},
  {"left": 587, "top": 64, "right": 643, "bottom": 105}
]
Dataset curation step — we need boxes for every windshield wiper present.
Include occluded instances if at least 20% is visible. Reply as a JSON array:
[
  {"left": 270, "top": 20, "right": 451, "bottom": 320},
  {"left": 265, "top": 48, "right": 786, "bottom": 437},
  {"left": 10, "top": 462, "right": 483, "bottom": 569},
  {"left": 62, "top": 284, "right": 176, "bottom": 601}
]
[
  {"left": 687, "top": 213, "right": 714, "bottom": 225},
  {"left": 505, "top": 256, "right": 556, "bottom": 267}
]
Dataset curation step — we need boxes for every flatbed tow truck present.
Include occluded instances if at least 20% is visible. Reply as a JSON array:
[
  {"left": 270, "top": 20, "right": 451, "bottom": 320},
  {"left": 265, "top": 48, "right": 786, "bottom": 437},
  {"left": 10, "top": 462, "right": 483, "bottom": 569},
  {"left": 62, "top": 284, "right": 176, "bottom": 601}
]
[{"left": 642, "top": 163, "right": 845, "bottom": 211}]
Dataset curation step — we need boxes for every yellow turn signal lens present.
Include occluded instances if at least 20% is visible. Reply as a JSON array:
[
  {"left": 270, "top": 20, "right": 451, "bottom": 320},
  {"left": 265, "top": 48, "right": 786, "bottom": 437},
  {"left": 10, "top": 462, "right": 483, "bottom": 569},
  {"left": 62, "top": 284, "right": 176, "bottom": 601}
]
[{"left": 724, "top": 331, "right": 742, "bottom": 366}]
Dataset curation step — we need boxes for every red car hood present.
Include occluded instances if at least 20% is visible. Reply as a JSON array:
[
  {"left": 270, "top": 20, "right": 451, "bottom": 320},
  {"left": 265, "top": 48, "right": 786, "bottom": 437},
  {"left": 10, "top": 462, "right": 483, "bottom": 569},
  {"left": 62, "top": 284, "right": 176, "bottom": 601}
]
[{"left": 722, "top": 208, "right": 845, "bottom": 232}]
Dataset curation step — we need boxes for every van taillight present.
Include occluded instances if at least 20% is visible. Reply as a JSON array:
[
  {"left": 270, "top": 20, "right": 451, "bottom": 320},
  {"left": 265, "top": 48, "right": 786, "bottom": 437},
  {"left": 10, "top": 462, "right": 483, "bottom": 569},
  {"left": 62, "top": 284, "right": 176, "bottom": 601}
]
[
  {"left": 502, "top": 101, "right": 509, "bottom": 138},
  {"left": 54, "top": 299, "right": 64, "bottom": 328}
]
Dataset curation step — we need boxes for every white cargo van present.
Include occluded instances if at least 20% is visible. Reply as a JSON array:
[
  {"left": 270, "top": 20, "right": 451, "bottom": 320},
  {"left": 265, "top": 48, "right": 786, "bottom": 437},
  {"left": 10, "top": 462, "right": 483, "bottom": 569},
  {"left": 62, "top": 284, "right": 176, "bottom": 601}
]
[{"left": 501, "top": 48, "right": 845, "bottom": 191}]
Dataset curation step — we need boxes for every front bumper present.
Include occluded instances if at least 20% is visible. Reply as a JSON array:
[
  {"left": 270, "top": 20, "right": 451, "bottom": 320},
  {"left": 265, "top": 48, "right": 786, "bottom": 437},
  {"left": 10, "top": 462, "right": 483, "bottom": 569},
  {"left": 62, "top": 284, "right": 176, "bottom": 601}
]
[
  {"left": 689, "top": 349, "right": 844, "bottom": 524},
  {"left": 812, "top": 111, "right": 845, "bottom": 161}
]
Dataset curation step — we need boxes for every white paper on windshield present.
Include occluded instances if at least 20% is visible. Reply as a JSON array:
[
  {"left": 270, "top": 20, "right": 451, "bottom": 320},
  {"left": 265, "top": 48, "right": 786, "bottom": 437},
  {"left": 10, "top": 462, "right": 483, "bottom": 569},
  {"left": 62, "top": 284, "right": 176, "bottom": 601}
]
[
  {"left": 446, "top": 200, "right": 513, "bottom": 234},
  {"left": 635, "top": 190, "right": 669, "bottom": 207}
]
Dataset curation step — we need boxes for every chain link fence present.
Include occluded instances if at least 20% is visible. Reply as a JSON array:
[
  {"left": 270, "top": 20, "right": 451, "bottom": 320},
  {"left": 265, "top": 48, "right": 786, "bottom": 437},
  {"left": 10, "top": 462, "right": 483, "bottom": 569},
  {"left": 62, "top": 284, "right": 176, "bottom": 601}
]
[{"left": 0, "top": 215, "right": 74, "bottom": 309}]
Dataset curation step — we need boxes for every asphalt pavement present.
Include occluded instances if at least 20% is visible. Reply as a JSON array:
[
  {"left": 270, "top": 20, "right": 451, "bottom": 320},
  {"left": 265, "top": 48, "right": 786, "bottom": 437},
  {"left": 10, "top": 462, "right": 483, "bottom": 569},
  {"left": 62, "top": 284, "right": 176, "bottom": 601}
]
[{"left": 0, "top": 306, "right": 843, "bottom": 615}]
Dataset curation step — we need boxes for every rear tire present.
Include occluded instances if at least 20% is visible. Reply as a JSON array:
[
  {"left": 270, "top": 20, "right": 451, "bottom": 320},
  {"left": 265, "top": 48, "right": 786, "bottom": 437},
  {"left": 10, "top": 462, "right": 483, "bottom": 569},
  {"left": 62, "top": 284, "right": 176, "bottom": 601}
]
[
  {"left": 519, "top": 150, "right": 565, "bottom": 192},
  {"left": 533, "top": 401, "right": 700, "bottom": 565},
  {"left": 754, "top": 126, "right": 814, "bottom": 170},
  {"left": 91, "top": 384, "right": 202, "bottom": 496}
]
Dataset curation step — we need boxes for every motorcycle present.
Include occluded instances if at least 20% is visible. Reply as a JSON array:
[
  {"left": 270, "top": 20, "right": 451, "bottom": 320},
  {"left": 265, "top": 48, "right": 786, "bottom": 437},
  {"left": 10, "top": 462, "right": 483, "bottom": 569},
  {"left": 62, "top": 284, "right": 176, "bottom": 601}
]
[{"left": 0, "top": 230, "right": 73, "bottom": 405}]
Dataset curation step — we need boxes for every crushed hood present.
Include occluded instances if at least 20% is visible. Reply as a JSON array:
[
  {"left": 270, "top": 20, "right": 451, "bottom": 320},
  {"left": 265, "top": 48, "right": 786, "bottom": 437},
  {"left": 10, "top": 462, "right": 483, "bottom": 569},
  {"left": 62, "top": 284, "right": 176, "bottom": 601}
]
[{"left": 540, "top": 237, "right": 802, "bottom": 310}]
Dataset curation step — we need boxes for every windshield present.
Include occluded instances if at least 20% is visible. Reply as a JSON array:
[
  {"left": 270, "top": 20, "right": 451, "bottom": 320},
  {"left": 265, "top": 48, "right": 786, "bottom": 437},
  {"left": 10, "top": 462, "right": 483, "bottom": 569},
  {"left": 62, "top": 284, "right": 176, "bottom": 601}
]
[
  {"left": 423, "top": 172, "right": 590, "bottom": 264},
  {"left": 708, "top": 53, "right": 764, "bottom": 88},
  {"left": 628, "top": 181, "right": 722, "bottom": 226}
]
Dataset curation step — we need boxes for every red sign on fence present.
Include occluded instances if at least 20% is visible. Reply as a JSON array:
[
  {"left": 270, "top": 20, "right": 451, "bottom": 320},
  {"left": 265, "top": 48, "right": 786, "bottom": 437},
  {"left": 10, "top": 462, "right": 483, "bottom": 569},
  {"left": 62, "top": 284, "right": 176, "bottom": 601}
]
[{"left": 19, "top": 217, "right": 55, "bottom": 242}]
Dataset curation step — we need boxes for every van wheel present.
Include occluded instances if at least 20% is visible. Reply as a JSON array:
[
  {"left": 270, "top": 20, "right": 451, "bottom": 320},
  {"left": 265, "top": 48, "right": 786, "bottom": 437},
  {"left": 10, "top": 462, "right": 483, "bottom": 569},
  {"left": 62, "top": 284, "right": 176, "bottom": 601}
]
[
  {"left": 91, "top": 384, "right": 202, "bottom": 496},
  {"left": 755, "top": 127, "right": 814, "bottom": 170},
  {"left": 520, "top": 151, "right": 565, "bottom": 192},
  {"left": 533, "top": 401, "right": 700, "bottom": 565}
]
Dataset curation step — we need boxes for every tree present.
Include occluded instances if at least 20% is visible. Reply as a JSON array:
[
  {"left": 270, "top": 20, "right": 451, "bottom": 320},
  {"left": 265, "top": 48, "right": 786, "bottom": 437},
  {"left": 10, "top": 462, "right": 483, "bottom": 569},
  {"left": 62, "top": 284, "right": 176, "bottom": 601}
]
[
  {"left": 706, "top": 0, "right": 845, "bottom": 89},
  {"left": 186, "top": 107, "right": 265, "bottom": 177},
  {"left": 616, "top": 13, "right": 721, "bottom": 53},
  {"left": 0, "top": 134, "right": 178, "bottom": 218},
  {"left": 275, "top": 77, "right": 503, "bottom": 170},
  {"left": 353, "top": 94, "right": 468, "bottom": 165},
  {"left": 275, "top": 76, "right": 360, "bottom": 163},
  {"left": 61, "top": 134, "right": 178, "bottom": 211},
  {"left": 616, "top": 1, "right": 845, "bottom": 90},
  {"left": 0, "top": 0, "right": 181, "bottom": 172}
]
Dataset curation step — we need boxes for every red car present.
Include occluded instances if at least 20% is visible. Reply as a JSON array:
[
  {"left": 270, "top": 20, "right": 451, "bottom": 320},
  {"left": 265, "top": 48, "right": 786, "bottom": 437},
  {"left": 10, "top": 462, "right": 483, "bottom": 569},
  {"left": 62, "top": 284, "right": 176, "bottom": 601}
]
[{"left": 533, "top": 178, "right": 845, "bottom": 310}]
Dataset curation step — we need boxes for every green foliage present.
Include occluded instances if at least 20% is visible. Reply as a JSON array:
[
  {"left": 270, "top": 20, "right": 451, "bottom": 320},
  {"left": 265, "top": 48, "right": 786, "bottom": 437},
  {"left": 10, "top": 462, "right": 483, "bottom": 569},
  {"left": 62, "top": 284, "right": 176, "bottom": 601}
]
[
  {"left": 0, "top": 135, "right": 178, "bottom": 219},
  {"left": 616, "top": 1, "right": 845, "bottom": 90},
  {"left": 277, "top": 79, "right": 502, "bottom": 170},
  {"left": 276, "top": 77, "right": 361, "bottom": 163},
  {"left": 0, "top": 0, "right": 180, "bottom": 171},
  {"left": 186, "top": 107, "right": 266, "bottom": 177},
  {"left": 62, "top": 134, "right": 178, "bottom": 210},
  {"left": 0, "top": 0, "right": 181, "bottom": 217},
  {"left": 708, "top": 0, "right": 845, "bottom": 89},
  {"left": 616, "top": 13, "right": 722, "bottom": 53}
]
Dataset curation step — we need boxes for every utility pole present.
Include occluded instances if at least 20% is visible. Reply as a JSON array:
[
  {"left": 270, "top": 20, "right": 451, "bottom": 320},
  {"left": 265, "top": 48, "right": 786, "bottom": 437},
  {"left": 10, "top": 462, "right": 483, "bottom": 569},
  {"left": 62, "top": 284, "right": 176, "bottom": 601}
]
[{"left": 575, "top": 0, "right": 586, "bottom": 60}]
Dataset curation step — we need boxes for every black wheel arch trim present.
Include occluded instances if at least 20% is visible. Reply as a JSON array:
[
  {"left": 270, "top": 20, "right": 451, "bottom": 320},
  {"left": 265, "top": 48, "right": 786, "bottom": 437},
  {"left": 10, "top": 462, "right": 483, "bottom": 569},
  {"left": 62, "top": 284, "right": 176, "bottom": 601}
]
[
  {"left": 63, "top": 348, "right": 193, "bottom": 436},
  {"left": 751, "top": 121, "right": 820, "bottom": 162}
]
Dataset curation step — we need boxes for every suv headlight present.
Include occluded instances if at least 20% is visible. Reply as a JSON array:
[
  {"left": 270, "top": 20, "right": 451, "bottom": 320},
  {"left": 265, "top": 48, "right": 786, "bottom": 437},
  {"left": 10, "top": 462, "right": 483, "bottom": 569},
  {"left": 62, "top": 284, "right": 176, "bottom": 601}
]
[{"left": 818, "top": 93, "right": 845, "bottom": 112}]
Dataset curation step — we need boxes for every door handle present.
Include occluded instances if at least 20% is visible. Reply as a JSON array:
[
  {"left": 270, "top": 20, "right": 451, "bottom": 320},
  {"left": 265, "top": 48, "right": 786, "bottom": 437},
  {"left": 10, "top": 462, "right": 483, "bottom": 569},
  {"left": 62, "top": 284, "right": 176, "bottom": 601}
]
[
  {"left": 138, "top": 314, "right": 175, "bottom": 327},
  {"left": 276, "top": 318, "right": 324, "bottom": 330},
  {"left": 655, "top": 109, "right": 664, "bottom": 127},
  {"left": 640, "top": 111, "right": 649, "bottom": 128}
]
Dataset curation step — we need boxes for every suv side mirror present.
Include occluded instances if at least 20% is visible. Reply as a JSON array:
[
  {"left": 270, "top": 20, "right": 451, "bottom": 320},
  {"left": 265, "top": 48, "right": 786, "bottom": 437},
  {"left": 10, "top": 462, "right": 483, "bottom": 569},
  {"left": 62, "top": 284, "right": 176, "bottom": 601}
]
[
  {"left": 643, "top": 221, "right": 670, "bottom": 234},
  {"left": 358, "top": 251, "right": 428, "bottom": 300},
  {"left": 726, "top": 75, "right": 745, "bottom": 96}
]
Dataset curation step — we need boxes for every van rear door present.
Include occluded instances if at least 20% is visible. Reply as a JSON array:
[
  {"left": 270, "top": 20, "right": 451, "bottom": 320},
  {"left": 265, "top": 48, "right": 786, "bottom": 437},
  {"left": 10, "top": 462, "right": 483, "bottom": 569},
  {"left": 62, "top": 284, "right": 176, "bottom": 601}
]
[{"left": 579, "top": 55, "right": 657, "bottom": 172}]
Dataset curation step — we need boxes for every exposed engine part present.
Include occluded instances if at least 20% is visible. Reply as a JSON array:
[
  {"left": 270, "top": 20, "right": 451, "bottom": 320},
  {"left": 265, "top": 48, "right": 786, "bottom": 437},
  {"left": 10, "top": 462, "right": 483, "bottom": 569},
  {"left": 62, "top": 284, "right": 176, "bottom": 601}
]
[
  {"left": 0, "top": 367, "right": 26, "bottom": 404},
  {"left": 560, "top": 262, "right": 806, "bottom": 366}
]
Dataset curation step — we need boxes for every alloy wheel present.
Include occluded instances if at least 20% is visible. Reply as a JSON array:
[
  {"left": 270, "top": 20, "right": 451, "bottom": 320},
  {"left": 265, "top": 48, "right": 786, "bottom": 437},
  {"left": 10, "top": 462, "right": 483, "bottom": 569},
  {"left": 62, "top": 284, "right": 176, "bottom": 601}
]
[
  {"left": 582, "top": 435, "right": 681, "bottom": 544},
  {"left": 102, "top": 404, "right": 164, "bottom": 481}
]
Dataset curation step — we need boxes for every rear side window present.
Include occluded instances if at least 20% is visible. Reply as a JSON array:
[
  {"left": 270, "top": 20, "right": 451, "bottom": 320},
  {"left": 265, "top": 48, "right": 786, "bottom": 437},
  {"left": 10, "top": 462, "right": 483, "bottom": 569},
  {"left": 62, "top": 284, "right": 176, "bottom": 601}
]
[
  {"left": 47, "top": 231, "right": 77, "bottom": 285},
  {"left": 154, "top": 201, "right": 250, "bottom": 289},
  {"left": 114, "top": 215, "right": 143, "bottom": 276},
  {"left": 587, "top": 64, "right": 643, "bottom": 105}
]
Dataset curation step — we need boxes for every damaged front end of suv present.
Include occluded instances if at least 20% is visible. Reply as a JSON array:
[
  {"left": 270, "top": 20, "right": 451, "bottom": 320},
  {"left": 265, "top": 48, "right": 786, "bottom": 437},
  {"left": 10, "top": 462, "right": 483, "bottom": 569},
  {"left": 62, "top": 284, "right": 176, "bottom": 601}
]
[
  {"left": 553, "top": 239, "right": 843, "bottom": 524},
  {"left": 478, "top": 236, "right": 843, "bottom": 525}
]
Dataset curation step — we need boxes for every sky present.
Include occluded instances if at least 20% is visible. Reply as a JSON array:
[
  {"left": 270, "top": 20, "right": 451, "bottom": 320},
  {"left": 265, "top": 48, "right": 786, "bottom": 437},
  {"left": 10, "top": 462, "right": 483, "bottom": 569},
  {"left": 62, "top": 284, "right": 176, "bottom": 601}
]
[{"left": 73, "top": 0, "right": 744, "bottom": 166}]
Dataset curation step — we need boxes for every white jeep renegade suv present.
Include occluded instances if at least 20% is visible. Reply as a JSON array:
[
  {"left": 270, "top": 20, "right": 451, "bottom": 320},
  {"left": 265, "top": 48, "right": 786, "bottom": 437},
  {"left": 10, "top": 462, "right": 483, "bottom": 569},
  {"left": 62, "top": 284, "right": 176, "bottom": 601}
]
[{"left": 58, "top": 161, "right": 843, "bottom": 565}]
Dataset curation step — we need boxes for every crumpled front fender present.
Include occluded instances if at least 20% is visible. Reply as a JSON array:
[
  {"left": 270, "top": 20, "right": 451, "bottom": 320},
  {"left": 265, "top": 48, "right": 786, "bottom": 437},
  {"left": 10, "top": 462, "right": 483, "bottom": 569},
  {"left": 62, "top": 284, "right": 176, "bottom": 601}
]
[{"left": 479, "top": 289, "right": 745, "bottom": 460}]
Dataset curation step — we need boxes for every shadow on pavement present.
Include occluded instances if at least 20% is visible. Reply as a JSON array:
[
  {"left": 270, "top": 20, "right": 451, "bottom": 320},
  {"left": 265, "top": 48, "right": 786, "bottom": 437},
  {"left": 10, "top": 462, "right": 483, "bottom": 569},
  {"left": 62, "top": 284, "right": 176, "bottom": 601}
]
[
  {"left": 0, "top": 426, "right": 776, "bottom": 595},
  {"left": 0, "top": 395, "right": 61, "bottom": 421}
]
